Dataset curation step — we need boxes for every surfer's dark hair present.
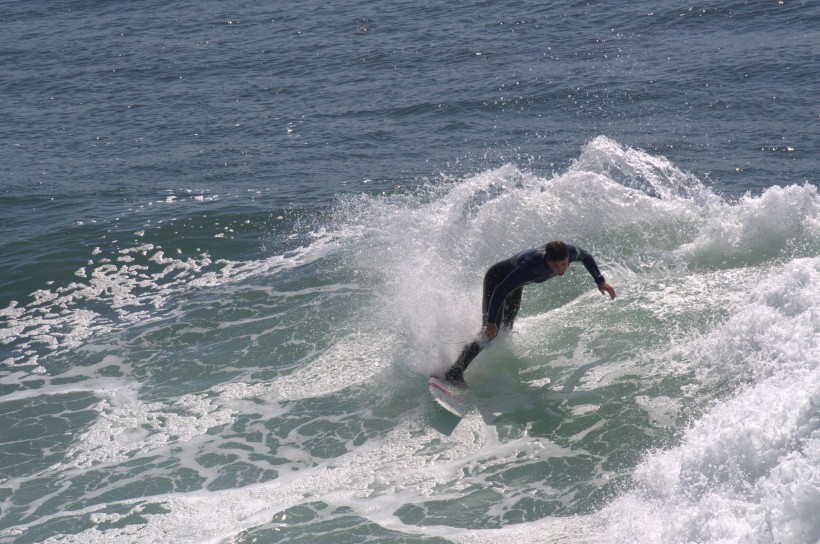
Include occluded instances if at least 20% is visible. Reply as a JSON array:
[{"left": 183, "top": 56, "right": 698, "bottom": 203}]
[{"left": 545, "top": 241, "right": 569, "bottom": 261}]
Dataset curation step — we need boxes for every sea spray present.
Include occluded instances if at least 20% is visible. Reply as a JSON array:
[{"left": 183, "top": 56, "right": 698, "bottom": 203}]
[{"left": 2, "top": 138, "right": 818, "bottom": 543}]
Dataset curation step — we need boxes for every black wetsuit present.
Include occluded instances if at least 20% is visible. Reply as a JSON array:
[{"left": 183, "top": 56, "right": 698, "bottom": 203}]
[{"left": 446, "top": 244, "right": 606, "bottom": 382}]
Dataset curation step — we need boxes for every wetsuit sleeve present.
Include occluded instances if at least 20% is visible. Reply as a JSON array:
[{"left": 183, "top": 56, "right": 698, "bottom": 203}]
[
  {"left": 486, "top": 267, "right": 529, "bottom": 325},
  {"left": 574, "top": 246, "right": 606, "bottom": 285}
]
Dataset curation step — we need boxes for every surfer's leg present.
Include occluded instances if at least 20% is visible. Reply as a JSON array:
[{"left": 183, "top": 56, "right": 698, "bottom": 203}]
[
  {"left": 446, "top": 261, "right": 510, "bottom": 385},
  {"left": 501, "top": 287, "right": 523, "bottom": 329},
  {"left": 481, "top": 262, "right": 511, "bottom": 320},
  {"left": 445, "top": 340, "right": 481, "bottom": 384}
]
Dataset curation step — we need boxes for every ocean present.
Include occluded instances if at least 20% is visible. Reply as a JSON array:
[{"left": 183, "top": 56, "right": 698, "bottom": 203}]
[{"left": 1, "top": 1, "right": 818, "bottom": 542}]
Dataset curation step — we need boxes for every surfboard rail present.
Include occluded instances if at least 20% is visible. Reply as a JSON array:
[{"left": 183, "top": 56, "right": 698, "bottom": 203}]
[{"left": 427, "top": 374, "right": 470, "bottom": 417}]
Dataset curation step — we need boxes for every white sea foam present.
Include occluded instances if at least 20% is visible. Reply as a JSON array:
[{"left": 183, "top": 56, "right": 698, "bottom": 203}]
[
  {"left": 55, "top": 388, "right": 238, "bottom": 470},
  {"left": 210, "top": 332, "right": 394, "bottom": 402},
  {"left": 678, "top": 182, "right": 820, "bottom": 264},
  {"left": 4, "top": 138, "right": 819, "bottom": 544},
  {"left": 0, "top": 223, "right": 351, "bottom": 373},
  {"left": 36, "top": 408, "right": 576, "bottom": 544},
  {"left": 592, "top": 257, "right": 820, "bottom": 544}
]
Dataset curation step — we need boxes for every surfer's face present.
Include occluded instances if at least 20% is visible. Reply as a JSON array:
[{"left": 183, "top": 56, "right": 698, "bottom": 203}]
[{"left": 547, "top": 258, "right": 570, "bottom": 276}]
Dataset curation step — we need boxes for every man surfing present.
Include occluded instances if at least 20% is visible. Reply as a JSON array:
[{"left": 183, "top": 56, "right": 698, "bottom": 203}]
[{"left": 444, "top": 240, "right": 616, "bottom": 384}]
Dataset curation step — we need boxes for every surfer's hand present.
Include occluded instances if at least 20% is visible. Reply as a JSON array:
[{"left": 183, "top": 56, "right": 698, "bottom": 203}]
[
  {"left": 599, "top": 281, "right": 616, "bottom": 300},
  {"left": 483, "top": 322, "right": 499, "bottom": 340}
]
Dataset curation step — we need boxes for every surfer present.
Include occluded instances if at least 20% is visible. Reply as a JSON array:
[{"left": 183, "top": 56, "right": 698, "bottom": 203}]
[{"left": 444, "top": 240, "right": 616, "bottom": 384}]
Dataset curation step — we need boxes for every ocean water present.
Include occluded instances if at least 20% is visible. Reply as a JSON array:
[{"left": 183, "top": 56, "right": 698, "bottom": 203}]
[{"left": 1, "top": 1, "right": 819, "bottom": 543}]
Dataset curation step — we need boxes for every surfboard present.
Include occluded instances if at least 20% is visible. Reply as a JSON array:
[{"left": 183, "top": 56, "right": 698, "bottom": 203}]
[{"left": 428, "top": 375, "right": 470, "bottom": 417}]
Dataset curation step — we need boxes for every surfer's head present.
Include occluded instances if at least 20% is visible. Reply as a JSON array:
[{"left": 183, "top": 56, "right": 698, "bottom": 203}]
[
  {"left": 546, "top": 241, "right": 570, "bottom": 276},
  {"left": 545, "top": 241, "right": 569, "bottom": 261}
]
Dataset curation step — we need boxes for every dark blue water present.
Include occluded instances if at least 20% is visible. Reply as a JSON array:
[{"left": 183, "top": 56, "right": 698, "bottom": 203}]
[{"left": 1, "top": 1, "right": 818, "bottom": 543}]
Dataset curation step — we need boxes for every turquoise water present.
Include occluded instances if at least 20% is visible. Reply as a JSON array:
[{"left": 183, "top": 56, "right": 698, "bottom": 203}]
[{"left": 1, "top": 1, "right": 819, "bottom": 543}]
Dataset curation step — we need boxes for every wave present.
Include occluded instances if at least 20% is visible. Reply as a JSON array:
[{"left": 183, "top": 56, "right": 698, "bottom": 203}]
[
  {"left": 1, "top": 136, "right": 818, "bottom": 543},
  {"left": 593, "top": 256, "right": 820, "bottom": 544}
]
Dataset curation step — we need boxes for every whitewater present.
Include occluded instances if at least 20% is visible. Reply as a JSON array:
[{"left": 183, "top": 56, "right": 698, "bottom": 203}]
[{"left": 1, "top": 137, "right": 818, "bottom": 543}]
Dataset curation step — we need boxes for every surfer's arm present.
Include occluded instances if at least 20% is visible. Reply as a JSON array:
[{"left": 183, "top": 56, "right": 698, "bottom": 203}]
[
  {"left": 574, "top": 246, "right": 616, "bottom": 299},
  {"left": 598, "top": 281, "right": 616, "bottom": 299}
]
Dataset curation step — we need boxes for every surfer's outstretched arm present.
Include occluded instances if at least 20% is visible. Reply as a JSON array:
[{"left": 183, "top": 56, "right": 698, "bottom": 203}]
[
  {"left": 574, "top": 246, "right": 616, "bottom": 299},
  {"left": 598, "top": 281, "right": 616, "bottom": 299}
]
